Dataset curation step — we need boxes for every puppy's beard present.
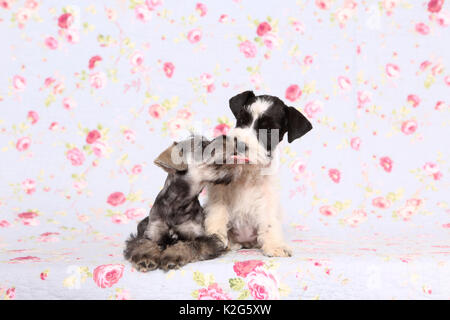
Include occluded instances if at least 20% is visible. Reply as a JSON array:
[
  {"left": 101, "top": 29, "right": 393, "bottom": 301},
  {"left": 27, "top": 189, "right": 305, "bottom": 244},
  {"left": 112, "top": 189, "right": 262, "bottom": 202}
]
[{"left": 228, "top": 127, "right": 271, "bottom": 166}]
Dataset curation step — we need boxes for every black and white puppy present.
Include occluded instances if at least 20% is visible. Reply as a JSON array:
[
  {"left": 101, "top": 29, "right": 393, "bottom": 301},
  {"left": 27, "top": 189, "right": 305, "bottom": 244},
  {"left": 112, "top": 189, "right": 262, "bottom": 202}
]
[
  {"left": 124, "top": 135, "right": 244, "bottom": 271},
  {"left": 204, "top": 91, "right": 312, "bottom": 257}
]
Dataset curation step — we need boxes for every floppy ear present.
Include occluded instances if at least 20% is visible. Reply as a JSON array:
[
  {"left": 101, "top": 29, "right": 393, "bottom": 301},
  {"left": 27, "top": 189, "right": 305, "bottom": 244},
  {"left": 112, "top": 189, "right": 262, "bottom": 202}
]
[
  {"left": 229, "top": 90, "right": 255, "bottom": 118},
  {"left": 154, "top": 142, "right": 188, "bottom": 173},
  {"left": 286, "top": 106, "right": 313, "bottom": 143}
]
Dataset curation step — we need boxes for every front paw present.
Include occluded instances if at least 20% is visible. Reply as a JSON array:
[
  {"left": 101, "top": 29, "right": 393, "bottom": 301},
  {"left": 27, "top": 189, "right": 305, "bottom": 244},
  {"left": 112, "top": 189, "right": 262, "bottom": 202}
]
[
  {"left": 261, "top": 244, "right": 292, "bottom": 257},
  {"left": 160, "top": 247, "right": 190, "bottom": 271},
  {"left": 132, "top": 254, "right": 159, "bottom": 272}
]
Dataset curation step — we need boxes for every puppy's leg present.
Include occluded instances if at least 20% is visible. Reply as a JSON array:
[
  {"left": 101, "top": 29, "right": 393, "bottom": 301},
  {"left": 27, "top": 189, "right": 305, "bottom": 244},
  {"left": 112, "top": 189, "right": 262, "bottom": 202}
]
[
  {"left": 204, "top": 202, "right": 229, "bottom": 248},
  {"left": 159, "top": 235, "right": 225, "bottom": 271},
  {"left": 257, "top": 217, "right": 292, "bottom": 257},
  {"left": 124, "top": 234, "right": 162, "bottom": 272}
]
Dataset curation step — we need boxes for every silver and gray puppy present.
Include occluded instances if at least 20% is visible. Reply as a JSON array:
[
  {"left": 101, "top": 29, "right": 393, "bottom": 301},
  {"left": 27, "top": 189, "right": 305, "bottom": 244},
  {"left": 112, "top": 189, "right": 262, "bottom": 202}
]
[{"left": 124, "top": 135, "right": 245, "bottom": 272}]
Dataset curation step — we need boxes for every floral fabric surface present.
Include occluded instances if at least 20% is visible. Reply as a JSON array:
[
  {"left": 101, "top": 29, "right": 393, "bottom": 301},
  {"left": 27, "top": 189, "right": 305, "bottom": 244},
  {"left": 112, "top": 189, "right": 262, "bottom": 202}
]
[{"left": 0, "top": 0, "right": 449, "bottom": 300}]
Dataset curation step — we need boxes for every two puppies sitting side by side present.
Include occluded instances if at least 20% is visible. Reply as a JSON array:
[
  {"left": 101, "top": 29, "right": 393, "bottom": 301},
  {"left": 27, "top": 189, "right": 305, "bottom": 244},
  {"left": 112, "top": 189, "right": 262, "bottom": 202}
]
[{"left": 124, "top": 135, "right": 246, "bottom": 272}]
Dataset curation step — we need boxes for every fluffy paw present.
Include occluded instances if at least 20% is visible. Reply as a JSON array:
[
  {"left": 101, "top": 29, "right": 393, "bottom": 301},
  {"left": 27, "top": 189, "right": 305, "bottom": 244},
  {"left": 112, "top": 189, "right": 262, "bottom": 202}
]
[
  {"left": 159, "top": 249, "right": 189, "bottom": 271},
  {"left": 132, "top": 254, "right": 159, "bottom": 272},
  {"left": 261, "top": 244, "right": 292, "bottom": 257}
]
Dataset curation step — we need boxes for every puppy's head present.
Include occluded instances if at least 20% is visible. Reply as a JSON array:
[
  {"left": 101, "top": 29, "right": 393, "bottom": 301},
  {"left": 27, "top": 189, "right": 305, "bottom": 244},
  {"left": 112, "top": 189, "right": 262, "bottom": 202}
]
[
  {"left": 228, "top": 90, "right": 312, "bottom": 161},
  {"left": 154, "top": 136, "right": 243, "bottom": 194}
]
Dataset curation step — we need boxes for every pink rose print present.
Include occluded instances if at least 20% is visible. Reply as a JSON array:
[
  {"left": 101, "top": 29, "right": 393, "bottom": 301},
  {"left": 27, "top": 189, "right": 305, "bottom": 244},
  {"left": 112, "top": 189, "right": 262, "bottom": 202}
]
[
  {"left": 285, "top": 84, "right": 302, "bottom": 102},
  {"left": 148, "top": 104, "right": 166, "bottom": 119},
  {"left": 89, "top": 72, "right": 107, "bottom": 89},
  {"left": 345, "top": 209, "right": 368, "bottom": 227},
  {"left": 401, "top": 120, "right": 418, "bottom": 135},
  {"left": 386, "top": 63, "right": 400, "bottom": 78},
  {"left": 16, "top": 136, "right": 31, "bottom": 151},
  {"left": 397, "top": 205, "right": 416, "bottom": 221},
  {"left": 6, "top": 287, "right": 15, "bottom": 299},
  {"left": 18, "top": 211, "right": 39, "bottom": 226},
  {"left": 64, "top": 28, "right": 80, "bottom": 44},
  {"left": 197, "top": 283, "right": 231, "bottom": 300},
  {"left": 407, "top": 94, "right": 420, "bottom": 107},
  {"left": 304, "top": 55, "right": 313, "bottom": 65},
  {"left": 328, "top": 168, "right": 341, "bottom": 183},
  {"left": 111, "top": 214, "right": 129, "bottom": 224},
  {"left": 22, "top": 178, "right": 36, "bottom": 195},
  {"left": 92, "top": 140, "right": 107, "bottom": 157},
  {"left": 93, "top": 264, "right": 124, "bottom": 288},
  {"left": 315, "top": 0, "right": 332, "bottom": 10},
  {"left": 380, "top": 156, "right": 393, "bottom": 173},
  {"left": 107, "top": 192, "right": 126, "bottom": 207},
  {"left": 337, "top": 76, "right": 352, "bottom": 91},
  {"left": 163, "top": 62, "right": 175, "bottom": 78},
  {"left": 27, "top": 110, "right": 39, "bottom": 124},
  {"left": 195, "top": 3, "right": 207, "bottom": 17},
  {"left": 123, "top": 129, "right": 136, "bottom": 143},
  {"left": 131, "top": 164, "right": 143, "bottom": 175},
  {"left": 423, "top": 162, "right": 442, "bottom": 180},
  {"left": 187, "top": 28, "right": 202, "bottom": 43},
  {"left": 44, "top": 36, "right": 58, "bottom": 50},
  {"left": 406, "top": 198, "right": 423, "bottom": 208},
  {"left": 290, "top": 159, "right": 306, "bottom": 175},
  {"left": 262, "top": 32, "right": 278, "bottom": 49},
  {"left": 146, "top": 0, "right": 162, "bottom": 10},
  {"left": 247, "top": 266, "right": 280, "bottom": 300},
  {"left": 12, "top": 75, "right": 26, "bottom": 91},
  {"left": 428, "top": 0, "right": 444, "bottom": 13},
  {"left": 124, "top": 208, "right": 146, "bottom": 220},
  {"left": 130, "top": 51, "right": 144, "bottom": 66},
  {"left": 40, "top": 271, "right": 48, "bottom": 280},
  {"left": 62, "top": 97, "right": 76, "bottom": 110},
  {"left": 239, "top": 40, "right": 257, "bottom": 58},
  {"left": 350, "top": 137, "right": 361, "bottom": 151},
  {"left": 0, "top": 220, "right": 11, "bottom": 228},
  {"left": 372, "top": 197, "right": 391, "bottom": 209},
  {"left": 256, "top": 21, "right": 272, "bottom": 36},
  {"left": 357, "top": 90, "right": 372, "bottom": 106},
  {"left": 233, "top": 260, "right": 264, "bottom": 278},
  {"left": 58, "top": 13, "right": 74, "bottom": 29},
  {"left": 415, "top": 23, "right": 430, "bottom": 35},
  {"left": 135, "top": 5, "right": 152, "bottom": 22},
  {"left": 86, "top": 130, "right": 101, "bottom": 144},
  {"left": 213, "top": 123, "right": 230, "bottom": 137},
  {"left": 304, "top": 100, "right": 322, "bottom": 118},
  {"left": 320, "top": 205, "right": 338, "bottom": 217},
  {"left": 66, "top": 148, "right": 85, "bottom": 166},
  {"left": 176, "top": 109, "right": 192, "bottom": 120},
  {"left": 88, "top": 55, "right": 102, "bottom": 70}
]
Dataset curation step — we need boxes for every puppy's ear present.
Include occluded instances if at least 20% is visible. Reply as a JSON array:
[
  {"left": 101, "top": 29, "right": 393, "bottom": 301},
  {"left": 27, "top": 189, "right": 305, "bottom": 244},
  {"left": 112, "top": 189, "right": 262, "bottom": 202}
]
[
  {"left": 285, "top": 106, "right": 313, "bottom": 143},
  {"left": 229, "top": 90, "right": 255, "bottom": 118},
  {"left": 154, "top": 142, "right": 188, "bottom": 173}
]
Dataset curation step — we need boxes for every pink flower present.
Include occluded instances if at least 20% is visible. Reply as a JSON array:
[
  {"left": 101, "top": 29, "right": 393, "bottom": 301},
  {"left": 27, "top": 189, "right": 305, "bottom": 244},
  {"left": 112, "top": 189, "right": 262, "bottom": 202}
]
[
  {"left": 6, "top": 287, "right": 15, "bottom": 299},
  {"left": 197, "top": 283, "right": 231, "bottom": 300},
  {"left": 89, "top": 72, "right": 107, "bottom": 89},
  {"left": 428, "top": 0, "right": 444, "bottom": 13},
  {"left": 176, "top": 109, "right": 192, "bottom": 120},
  {"left": 315, "top": 0, "right": 332, "bottom": 10},
  {"left": 303, "top": 55, "right": 313, "bottom": 65},
  {"left": 337, "top": 76, "right": 352, "bottom": 91},
  {"left": 130, "top": 51, "right": 144, "bottom": 66},
  {"left": 195, "top": 3, "right": 207, "bottom": 16},
  {"left": 16, "top": 7, "right": 32, "bottom": 24},
  {"left": 445, "top": 76, "right": 450, "bottom": 86},
  {"left": 12, "top": 75, "right": 26, "bottom": 91},
  {"left": 66, "top": 148, "right": 85, "bottom": 166},
  {"left": 357, "top": 90, "right": 372, "bottom": 106},
  {"left": 380, "top": 156, "right": 393, "bottom": 173},
  {"left": 372, "top": 197, "right": 391, "bottom": 209},
  {"left": 345, "top": 209, "right": 368, "bottom": 227},
  {"left": 423, "top": 162, "right": 439, "bottom": 175},
  {"left": 213, "top": 123, "right": 230, "bottom": 137},
  {"left": 328, "top": 168, "right": 341, "bottom": 183},
  {"left": 86, "top": 130, "right": 101, "bottom": 144},
  {"left": 239, "top": 40, "right": 257, "bottom": 58},
  {"left": 401, "top": 120, "right": 418, "bottom": 135},
  {"left": 304, "top": 100, "right": 322, "bottom": 118},
  {"left": 88, "top": 55, "right": 102, "bottom": 70},
  {"left": 44, "top": 36, "right": 58, "bottom": 50},
  {"left": 407, "top": 94, "right": 420, "bottom": 107},
  {"left": 27, "top": 110, "right": 39, "bottom": 124},
  {"left": 290, "top": 159, "right": 306, "bottom": 175},
  {"left": 256, "top": 21, "right": 272, "bottom": 36},
  {"left": 25, "top": 0, "right": 39, "bottom": 10},
  {"left": 187, "top": 28, "right": 202, "bottom": 43},
  {"left": 285, "top": 84, "right": 302, "bottom": 102},
  {"left": 22, "top": 178, "right": 36, "bottom": 195},
  {"left": 247, "top": 266, "right": 279, "bottom": 300},
  {"left": 146, "top": 0, "right": 162, "bottom": 10},
  {"left": 350, "top": 137, "right": 361, "bottom": 151},
  {"left": 16, "top": 137, "right": 31, "bottom": 151},
  {"left": 93, "top": 264, "right": 124, "bottom": 288},
  {"left": 200, "top": 73, "right": 214, "bottom": 87},
  {"left": 434, "top": 101, "right": 447, "bottom": 110},
  {"left": 92, "top": 140, "right": 107, "bottom": 157},
  {"left": 58, "top": 13, "right": 73, "bottom": 29},
  {"left": 123, "top": 129, "right": 136, "bottom": 143},
  {"left": 415, "top": 22, "right": 430, "bottom": 35},
  {"left": 40, "top": 271, "right": 48, "bottom": 280},
  {"left": 436, "top": 10, "right": 450, "bottom": 27},
  {"left": 319, "top": 205, "right": 338, "bottom": 217},
  {"left": 233, "top": 260, "right": 264, "bottom": 278},
  {"left": 292, "top": 20, "right": 305, "bottom": 34},
  {"left": 111, "top": 214, "right": 129, "bottom": 224},
  {"left": 64, "top": 28, "right": 80, "bottom": 44},
  {"left": 124, "top": 208, "right": 146, "bottom": 220},
  {"left": 163, "top": 62, "right": 175, "bottom": 78},
  {"left": 0, "top": 0, "right": 12, "bottom": 9},
  {"left": 431, "top": 63, "right": 444, "bottom": 76},
  {"left": 149, "top": 104, "right": 166, "bottom": 119},
  {"left": 386, "top": 63, "right": 400, "bottom": 78},
  {"left": 0, "top": 220, "right": 11, "bottom": 228},
  {"left": 262, "top": 32, "right": 278, "bottom": 49},
  {"left": 135, "top": 5, "right": 151, "bottom": 22},
  {"left": 406, "top": 198, "right": 423, "bottom": 208},
  {"left": 62, "top": 97, "right": 76, "bottom": 110},
  {"left": 218, "top": 14, "right": 228, "bottom": 23},
  {"left": 131, "top": 164, "right": 143, "bottom": 175},
  {"left": 107, "top": 192, "right": 126, "bottom": 207},
  {"left": 18, "top": 211, "right": 38, "bottom": 219},
  {"left": 397, "top": 205, "right": 416, "bottom": 221}
]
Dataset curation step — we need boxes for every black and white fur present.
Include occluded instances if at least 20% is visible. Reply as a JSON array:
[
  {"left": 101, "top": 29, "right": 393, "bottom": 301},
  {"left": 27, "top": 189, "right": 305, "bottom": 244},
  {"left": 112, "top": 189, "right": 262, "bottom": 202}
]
[
  {"left": 124, "top": 135, "right": 244, "bottom": 271},
  {"left": 204, "top": 91, "right": 312, "bottom": 257}
]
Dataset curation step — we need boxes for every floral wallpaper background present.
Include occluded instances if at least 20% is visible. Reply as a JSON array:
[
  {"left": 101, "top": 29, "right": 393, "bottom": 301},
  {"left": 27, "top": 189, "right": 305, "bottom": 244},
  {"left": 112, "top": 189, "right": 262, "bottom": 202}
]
[{"left": 0, "top": 0, "right": 449, "bottom": 300}]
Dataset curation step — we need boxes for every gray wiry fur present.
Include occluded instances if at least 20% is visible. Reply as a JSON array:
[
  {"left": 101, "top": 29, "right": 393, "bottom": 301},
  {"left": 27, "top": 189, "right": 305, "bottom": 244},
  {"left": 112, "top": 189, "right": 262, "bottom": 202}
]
[{"left": 124, "top": 135, "right": 244, "bottom": 272}]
